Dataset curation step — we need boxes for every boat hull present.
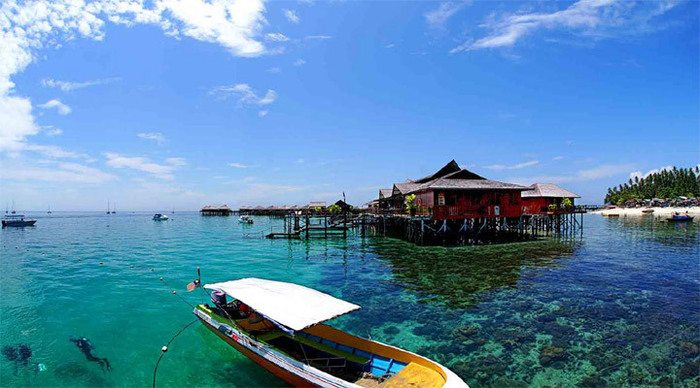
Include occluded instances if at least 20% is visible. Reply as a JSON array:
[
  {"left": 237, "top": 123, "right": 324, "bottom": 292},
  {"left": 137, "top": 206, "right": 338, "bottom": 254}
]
[
  {"left": 2, "top": 220, "right": 37, "bottom": 227},
  {"left": 668, "top": 217, "right": 693, "bottom": 222},
  {"left": 194, "top": 306, "right": 467, "bottom": 387},
  {"left": 202, "top": 318, "right": 313, "bottom": 386}
]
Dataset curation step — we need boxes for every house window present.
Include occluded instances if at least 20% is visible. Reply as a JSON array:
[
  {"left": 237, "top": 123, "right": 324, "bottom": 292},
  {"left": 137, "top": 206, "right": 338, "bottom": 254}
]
[{"left": 437, "top": 193, "right": 445, "bottom": 206}]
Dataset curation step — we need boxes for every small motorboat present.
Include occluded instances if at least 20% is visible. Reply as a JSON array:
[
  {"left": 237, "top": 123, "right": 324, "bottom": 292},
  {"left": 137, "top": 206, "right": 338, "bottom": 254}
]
[
  {"left": 668, "top": 214, "right": 693, "bottom": 222},
  {"left": 238, "top": 215, "right": 254, "bottom": 224},
  {"left": 194, "top": 278, "right": 468, "bottom": 387},
  {"left": 2, "top": 214, "right": 37, "bottom": 227},
  {"left": 153, "top": 213, "right": 169, "bottom": 221},
  {"left": 641, "top": 209, "right": 654, "bottom": 214},
  {"left": 603, "top": 213, "right": 620, "bottom": 218}
]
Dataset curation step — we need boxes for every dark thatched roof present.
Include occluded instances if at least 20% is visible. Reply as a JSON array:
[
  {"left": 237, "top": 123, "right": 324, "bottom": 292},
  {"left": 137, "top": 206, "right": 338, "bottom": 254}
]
[
  {"left": 410, "top": 177, "right": 529, "bottom": 192},
  {"left": 413, "top": 159, "right": 485, "bottom": 183},
  {"left": 379, "top": 189, "right": 393, "bottom": 199},
  {"left": 393, "top": 182, "right": 421, "bottom": 195},
  {"left": 521, "top": 183, "right": 580, "bottom": 198}
]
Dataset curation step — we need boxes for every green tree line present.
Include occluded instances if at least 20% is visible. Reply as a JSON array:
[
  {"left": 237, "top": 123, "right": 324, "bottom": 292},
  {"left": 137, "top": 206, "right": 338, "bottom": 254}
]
[{"left": 605, "top": 166, "right": 700, "bottom": 205}]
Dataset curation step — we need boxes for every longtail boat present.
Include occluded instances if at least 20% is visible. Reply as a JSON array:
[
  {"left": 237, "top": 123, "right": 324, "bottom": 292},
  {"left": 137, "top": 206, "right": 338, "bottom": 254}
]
[{"left": 194, "top": 278, "right": 468, "bottom": 387}]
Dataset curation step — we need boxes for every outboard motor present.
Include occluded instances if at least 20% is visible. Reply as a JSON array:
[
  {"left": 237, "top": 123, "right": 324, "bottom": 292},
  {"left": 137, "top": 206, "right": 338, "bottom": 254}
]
[{"left": 211, "top": 290, "right": 227, "bottom": 308}]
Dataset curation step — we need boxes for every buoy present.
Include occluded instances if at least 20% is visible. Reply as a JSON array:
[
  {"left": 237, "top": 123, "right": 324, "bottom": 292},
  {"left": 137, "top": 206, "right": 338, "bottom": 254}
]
[
  {"left": 161, "top": 346, "right": 168, "bottom": 352},
  {"left": 160, "top": 277, "right": 163, "bottom": 281},
  {"left": 171, "top": 290, "right": 176, "bottom": 294},
  {"left": 100, "top": 262, "right": 104, "bottom": 265}
]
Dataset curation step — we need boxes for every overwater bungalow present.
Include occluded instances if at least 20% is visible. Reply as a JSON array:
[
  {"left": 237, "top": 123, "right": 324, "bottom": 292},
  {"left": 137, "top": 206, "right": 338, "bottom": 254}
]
[
  {"left": 200, "top": 204, "right": 234, "bottom": 216},
  {"left": 521, "top": 183, "right": 580, "bottom": 214},
  {"left": 381, "top": 160, "right": 529, "bottom": 219},
  {"left": 372, "top": 160, "right": 583, "bottom": 245}
]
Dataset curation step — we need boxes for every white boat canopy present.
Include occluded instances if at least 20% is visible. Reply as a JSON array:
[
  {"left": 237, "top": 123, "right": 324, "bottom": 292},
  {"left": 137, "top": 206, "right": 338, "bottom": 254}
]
[{"left": 204, "top": 278, "right": 360, "bottom": 331}]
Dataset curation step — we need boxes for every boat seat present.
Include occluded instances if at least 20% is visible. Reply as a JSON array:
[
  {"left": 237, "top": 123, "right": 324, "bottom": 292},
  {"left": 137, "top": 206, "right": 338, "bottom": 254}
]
[
  {"left": 289, "top": 334, "right": 370, "bottom": 365},
  {"left": 368, "top": 355, "right": 406, "bottom": 377}
]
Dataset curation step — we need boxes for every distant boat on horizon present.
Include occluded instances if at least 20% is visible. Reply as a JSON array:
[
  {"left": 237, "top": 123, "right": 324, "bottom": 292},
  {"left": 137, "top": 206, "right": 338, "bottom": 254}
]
[
  {"left": 47, "top": 205, "right": 52, "bottom": 214},
  {"left": 112, "top": 202, "right": 116, "bottom": 214},
  {"left": 2, "top": 213, "right": 37, "bottom": 227},
  {"left": 106, "top": 200, "right": 111, "bottom": 214}
]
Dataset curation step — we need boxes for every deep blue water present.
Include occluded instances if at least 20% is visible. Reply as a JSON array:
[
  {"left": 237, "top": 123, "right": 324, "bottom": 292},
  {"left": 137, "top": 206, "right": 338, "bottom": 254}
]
[{"left": 1, "top": 212, "right": 698, "bottom": 387}]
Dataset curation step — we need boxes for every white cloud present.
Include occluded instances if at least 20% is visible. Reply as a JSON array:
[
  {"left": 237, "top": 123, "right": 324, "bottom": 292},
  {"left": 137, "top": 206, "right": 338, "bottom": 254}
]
[
  {"left": 228, "top": 162, "right": 250, "bottom": 168},
  {"left": 0, "top": 0, "right": 272, "bottom": 159},
  {"left": 267, "top": 66, "right": 281, "bottom": 73},
  {"left": 510, "top": 163, "right": 635, "bottom": 185},
  {"left": 38, "top": 99, "right": 71, "bottom": 115},
  {"left": 304, "top": 35, "right": 331, "bottom": 40},
  {"left": 137, "top": 132, "right": 166, "bottom": 144},
  {"left": 484, "top": 160, "right": 539, "bottom": 170},
  {"left": 452, "top": 0, "right": 680, "bottom": 53},
  {"left": 0, "top": 96, "right": 39, "bottom": 151},
  {"left": 166, "top": 157, "right": 187, "bottom": 166},
  {"left": 425, "top": 2, "right": 468, "bottom": 28},
  {"left": 284, "top": 9, "right": 300, "bottom": 24},
  {"left": 258, "top": 110, "right": 268, "bottom": 117},
  {"left": 44, "top": 127, "right": 63, "bottom": 136},
  {"left": 629, "top": 165, "right": 673, "bottom": 181},
  {"left": 293, "top": 58, "right": 306, "bottom": 66},
  {"left": 212, "top": 83, "right": 277, "bottom": 106},
  {"left": 0, "top": 161, "right": 115, "bottom": 184},
  {"left": 265, "top": 32, "right": 289, "bottom": 42},
  {"left": 23, "top": 144, "right": 83, "bottom": 159},
  {"left": 552, "top": 156, "right": 564, "bottom": 161},
  {"left": 105, "top": 152, "right": 180, "bottom": 180},
  {"left": 41, "top": 77, "right": 119, "bottom": 91}
]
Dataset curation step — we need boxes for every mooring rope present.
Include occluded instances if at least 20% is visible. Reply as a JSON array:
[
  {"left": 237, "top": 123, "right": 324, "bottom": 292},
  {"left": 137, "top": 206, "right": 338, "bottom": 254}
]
[
  {"left": 151, "top": 319, "right": 198, "bottom": 388},
  {"left": 159, "top": 277, "right": 196, "bottom": 309}
]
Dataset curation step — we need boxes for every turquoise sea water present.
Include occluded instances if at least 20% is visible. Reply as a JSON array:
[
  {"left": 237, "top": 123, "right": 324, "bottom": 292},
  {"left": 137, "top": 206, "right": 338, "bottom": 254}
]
[{"left": 1, "top": 212, "right": 698, "bottom": 387}]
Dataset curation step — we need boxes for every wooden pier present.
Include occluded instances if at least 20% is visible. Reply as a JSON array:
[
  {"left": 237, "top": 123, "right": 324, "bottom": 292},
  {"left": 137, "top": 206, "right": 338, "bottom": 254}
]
[
  {"left": 265, "top": 211, "right": 351, "bottom": 239},
  {"left": 372, "top": 210, "right": 585, "bottom": 246}
]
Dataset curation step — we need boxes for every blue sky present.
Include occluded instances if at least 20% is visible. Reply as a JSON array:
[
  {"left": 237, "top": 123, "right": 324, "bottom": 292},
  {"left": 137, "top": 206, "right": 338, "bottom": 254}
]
[{"left": 1, "top": 0, "right": 698, "bottom": 211}]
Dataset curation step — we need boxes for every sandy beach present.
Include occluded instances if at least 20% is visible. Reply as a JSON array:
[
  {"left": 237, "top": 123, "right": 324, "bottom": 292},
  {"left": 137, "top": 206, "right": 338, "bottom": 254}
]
[{"left": 592, "top": 206, "right": 700, "bottom": 218}]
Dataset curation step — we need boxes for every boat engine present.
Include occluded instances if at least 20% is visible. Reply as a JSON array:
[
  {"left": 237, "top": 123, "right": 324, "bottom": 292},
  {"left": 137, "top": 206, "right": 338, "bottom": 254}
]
[{"left": 211, "top": 290, "right": 227, "bottom": 307}]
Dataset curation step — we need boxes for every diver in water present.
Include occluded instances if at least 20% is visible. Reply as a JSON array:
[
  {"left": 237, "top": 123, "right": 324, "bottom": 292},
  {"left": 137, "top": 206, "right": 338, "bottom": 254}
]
[{"left": 69, "top": 337, "right": 112, "bottom": 372}]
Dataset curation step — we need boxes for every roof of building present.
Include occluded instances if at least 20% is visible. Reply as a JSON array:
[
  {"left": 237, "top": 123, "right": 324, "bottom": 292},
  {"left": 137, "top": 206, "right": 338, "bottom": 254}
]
[
  {"left": 521, "top": 183, "right": 580, "bottom": 198},
  {"left": 394, "top": 182, "right": 421, "bottom": 195},
  {"left": 204, "top": 278, "right": 360, "bottom": 331},
  {"left": 306, "top": 201, "right": 326, "bottom": 208},
  {"left": 200, "top": 204, "right": 232, "bottom": 211},
  {"left": 410, "top": 177, "right": 529, "bottom": 192},
  {"left": 379, "top": 188, "right": 393, "bottom": 199}
]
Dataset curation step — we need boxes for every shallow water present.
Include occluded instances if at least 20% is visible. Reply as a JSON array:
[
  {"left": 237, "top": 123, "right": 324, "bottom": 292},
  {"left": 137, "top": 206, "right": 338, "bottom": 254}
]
[{"left": 1, "top": 213, "right": 698, "bottom": 387}]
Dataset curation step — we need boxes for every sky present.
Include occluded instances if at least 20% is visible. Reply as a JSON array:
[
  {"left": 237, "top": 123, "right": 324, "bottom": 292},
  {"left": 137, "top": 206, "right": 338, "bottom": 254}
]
[{"left": 0, "top": 0, "right": 698, "bottom": 211}]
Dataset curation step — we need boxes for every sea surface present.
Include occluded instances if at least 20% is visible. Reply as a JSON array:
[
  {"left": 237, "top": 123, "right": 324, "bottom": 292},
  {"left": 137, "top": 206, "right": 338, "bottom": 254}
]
[{"left": 1, "top": 212, "right": 698, "bottom": 387}]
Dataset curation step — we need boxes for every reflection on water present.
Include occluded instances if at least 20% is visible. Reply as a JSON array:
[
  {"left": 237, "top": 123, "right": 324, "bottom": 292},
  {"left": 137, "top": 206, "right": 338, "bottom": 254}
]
[
  {"left": 369, "top": 239, "right": 576, "bottom": 308},
  {"left": 1, "top": 213, "right": 698, "bottom": 387}
]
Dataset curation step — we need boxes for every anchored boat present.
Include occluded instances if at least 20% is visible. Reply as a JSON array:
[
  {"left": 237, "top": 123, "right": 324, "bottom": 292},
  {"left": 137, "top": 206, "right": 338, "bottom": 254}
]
[
  {"left": 153, "top": 213, "right": 169, "bottom": 221},
  {"left": 668, "top": 214, "right": 693, "bottom": 222},
  {"left": 238, "top": 215, "right": 254, "bottom": 224},
  {"left": 194, "top": 278, "right": 467, "bottom": 387},
  {"left": 2, "top": 214, "right": 37, "bottom": 227}
]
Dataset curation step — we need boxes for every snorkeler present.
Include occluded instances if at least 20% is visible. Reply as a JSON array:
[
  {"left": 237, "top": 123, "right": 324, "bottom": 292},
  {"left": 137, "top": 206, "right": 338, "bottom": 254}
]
[{"left": 69, "top": 337, "right": 112, "bottom": 372}]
